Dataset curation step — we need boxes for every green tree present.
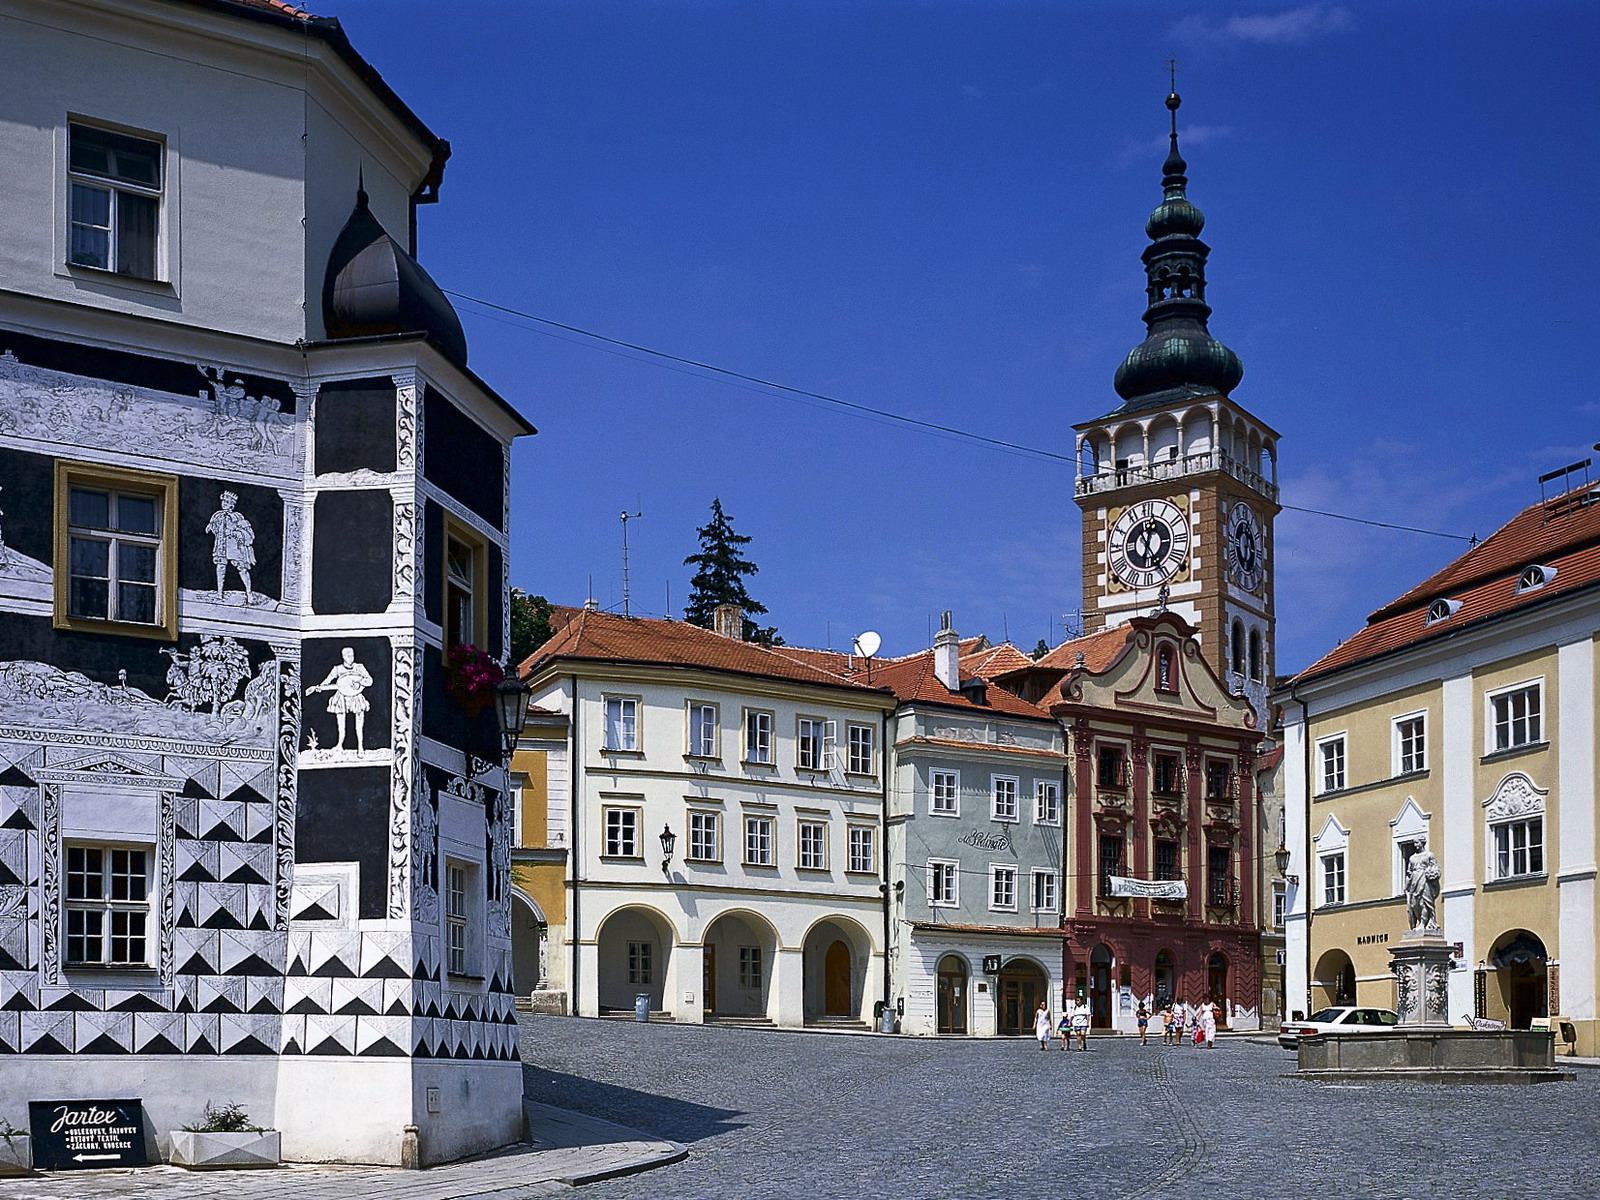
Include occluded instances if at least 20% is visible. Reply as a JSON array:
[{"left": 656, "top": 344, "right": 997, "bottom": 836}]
[
  {"left": 682, "top": 498, "right": 781, "bottom": 645},
  {"left": 510, "top": 590, "right": 555, "bottom": 664}
]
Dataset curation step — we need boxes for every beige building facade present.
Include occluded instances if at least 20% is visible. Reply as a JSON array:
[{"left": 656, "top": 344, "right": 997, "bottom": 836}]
[{"left": 1280, "top": 479, "right": 1599, "bottom": 1053}]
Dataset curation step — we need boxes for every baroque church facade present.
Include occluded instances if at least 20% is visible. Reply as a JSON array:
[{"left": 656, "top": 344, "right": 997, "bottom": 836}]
[{"left": 0, "top": 0, "right": 533, "bottom": 1166}]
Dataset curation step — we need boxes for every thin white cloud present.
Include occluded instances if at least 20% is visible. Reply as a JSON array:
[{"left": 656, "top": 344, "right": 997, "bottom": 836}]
[
  {"left": 1117, "top": 124, "right": 1235, "bottom": 168},
  {"left": 1172, "top": 4, "right": 1352, "bottom": 47},
  {"left": 961, "top": 84, "right": 984, "bottom": 100}
]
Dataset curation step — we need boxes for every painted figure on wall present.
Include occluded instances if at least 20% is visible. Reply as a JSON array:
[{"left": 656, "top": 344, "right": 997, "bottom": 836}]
[
  {"left": 205, "top": 490, "right": 257, "bottom": 603},
  {"left": 307, "top": 647, "right": 373, "bottom": 752},
  {"left": 1405, "top": 846, "right": 1441, "bottom": 932}
]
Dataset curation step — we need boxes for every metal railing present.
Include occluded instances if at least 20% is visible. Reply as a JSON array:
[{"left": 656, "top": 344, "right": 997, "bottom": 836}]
[{"left": 1075, "top": 450, "right": 1278, "bottom": 503}]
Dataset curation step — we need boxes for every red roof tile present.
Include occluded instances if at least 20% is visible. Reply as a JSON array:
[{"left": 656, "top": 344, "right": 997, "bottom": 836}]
[
  {"left": 1295, "top": 482, "right": 1600, "bottom": 682},
  {"left": 867, "top": 651, "right": 1055, "bottom": 722},
  {"left": 521, "top": 609, "right": 892, "bottom": 696},
  {"left": 960, "top": 642, "right": 1036, "bottom": 679},
  {"left": 1030, "top": 626, "right": 1130, "bottom": 675}
]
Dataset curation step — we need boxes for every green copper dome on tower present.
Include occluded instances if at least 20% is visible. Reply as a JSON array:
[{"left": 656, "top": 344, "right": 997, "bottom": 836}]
[{"left": 1111, "top": 89, "right": 1243, "bottom": 410}]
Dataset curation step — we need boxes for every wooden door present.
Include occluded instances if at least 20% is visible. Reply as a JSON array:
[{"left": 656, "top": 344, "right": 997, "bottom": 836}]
[
  {"left": 824, "top": 940, "right": 851, "bottom": 1016},
  {"left": 937, "top": 967, "right": 967, "bottom": 1034}
]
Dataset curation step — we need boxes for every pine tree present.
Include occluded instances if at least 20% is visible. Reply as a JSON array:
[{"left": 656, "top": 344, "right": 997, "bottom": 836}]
[{"left": 682, "top": 498, "right": 780, "bottom": 644}]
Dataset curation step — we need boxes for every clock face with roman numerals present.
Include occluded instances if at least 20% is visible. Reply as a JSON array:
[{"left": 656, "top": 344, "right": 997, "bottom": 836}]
[
  {"left": 1108, "top": 498, "right": 1190, "bottom": 590},
  {"left": 1224, "top": 501, "right": 1266, "bottom": 592}
]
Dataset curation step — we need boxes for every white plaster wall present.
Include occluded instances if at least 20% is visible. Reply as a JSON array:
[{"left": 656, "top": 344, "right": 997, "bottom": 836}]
[
  {"left": 275, "top": 1057, "right": 521, "bottom": 1165},
  {"left": 0, "top": 1055, "right": 275, "bottom": 1162},
  {"left": 0, "top": 0, "right": 428, "bottom": 346},
  {"left": 1557, "top": 637, "right": 1597, "bottom": 1019},
  {"left": 1280, "top": 713, "right": 1309, "bottom": 1016},
  {"left": 1440, "top": 672, "right": 1478, "bottom": 1021}
]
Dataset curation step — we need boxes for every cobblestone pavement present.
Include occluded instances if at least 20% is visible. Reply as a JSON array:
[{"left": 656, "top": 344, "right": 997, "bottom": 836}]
[{"left": 519, "top": 1016, "right": 1600, "bottom": 1199}]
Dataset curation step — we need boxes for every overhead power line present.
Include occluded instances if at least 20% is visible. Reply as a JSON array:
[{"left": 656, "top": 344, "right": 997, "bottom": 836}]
[{"left": 445, "top": 288, "right": 1475, "bottom": 543}]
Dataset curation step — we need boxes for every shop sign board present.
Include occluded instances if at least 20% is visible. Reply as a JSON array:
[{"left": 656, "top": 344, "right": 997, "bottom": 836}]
[{"left": 28, "top": 1099, "right": 148, "bottom": 1170}]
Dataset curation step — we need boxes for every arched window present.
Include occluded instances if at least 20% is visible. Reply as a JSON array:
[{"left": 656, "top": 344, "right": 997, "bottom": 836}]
[
  {"left": 1248, "top": 629, "right": 1263, "bottom": 682},
  {"left": 1230, "top": 620, "right": 1245, "bottom": 676}
]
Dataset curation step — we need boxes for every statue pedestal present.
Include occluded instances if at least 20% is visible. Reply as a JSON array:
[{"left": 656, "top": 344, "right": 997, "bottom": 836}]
[{"left": 1390, "top": 931, "right": 1452, "bottom": 1027}]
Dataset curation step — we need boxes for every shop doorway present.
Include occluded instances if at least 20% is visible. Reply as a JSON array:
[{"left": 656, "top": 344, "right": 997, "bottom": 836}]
[
  {"left": 1491, "top": 930, "right": 1549, "bottom": 1029},
  {"left": 1207, "top": 951, "right": 1230, "bottom": 1027},
  {"left": 1089, "top": 944, "right": 1113, "bottom": 1028},
  {"left": 936, "top": 955, "right": 968, "bottom": 1034},
  {"left": 997, "top": 959, "right": 1048, "bottom": 1034},
  {"left": 1153, "top": 950, "right": 1175, "bottom": 1010},
  {"left": 824, "top": 941, "right": 852, "bottom": 1015}
]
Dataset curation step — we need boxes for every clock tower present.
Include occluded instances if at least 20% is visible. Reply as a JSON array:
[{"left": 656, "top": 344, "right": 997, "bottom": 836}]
[{"left": 1073, "top": 88, "right": 1279, "bottom": 711}]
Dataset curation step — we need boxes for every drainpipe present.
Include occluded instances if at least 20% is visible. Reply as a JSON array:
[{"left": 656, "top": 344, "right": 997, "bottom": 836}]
[
  {"left": 880, "top": 707, "right": 892, "bottom": 1024},
  {"left": 568, "top": 674, "right": 581, "bottom": 1016}
]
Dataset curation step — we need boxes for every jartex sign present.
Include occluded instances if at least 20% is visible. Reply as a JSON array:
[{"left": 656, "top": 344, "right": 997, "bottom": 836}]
[{"left": 28, "top": 1098, "right": 148, "bottom": 1170}]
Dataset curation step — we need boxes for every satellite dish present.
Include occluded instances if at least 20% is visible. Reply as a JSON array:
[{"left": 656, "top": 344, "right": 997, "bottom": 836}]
[{"left": 853, "top": 631, "right": 881, "bottom": 659}]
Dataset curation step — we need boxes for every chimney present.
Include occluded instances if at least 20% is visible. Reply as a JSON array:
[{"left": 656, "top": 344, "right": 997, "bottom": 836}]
[
  {"left": 934, "top": 610, "right": 960, "bottom": 691},
  {"left": 713, "top": 603, "right": 745, "bottom": 640}
]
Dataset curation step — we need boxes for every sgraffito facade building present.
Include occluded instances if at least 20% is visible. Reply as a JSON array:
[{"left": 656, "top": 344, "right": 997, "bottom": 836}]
[{"left": 0, "top": 0, "right": 533, "bottom": 1165}]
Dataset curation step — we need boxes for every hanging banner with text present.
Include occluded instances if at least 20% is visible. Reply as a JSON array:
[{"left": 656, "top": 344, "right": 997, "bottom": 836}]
[
  {"left": 1108, "top": 875, "right": 1187, "bottom": 900},
  {"left": 28, "top": 1098, "right": 148, "bottom": 1170}
]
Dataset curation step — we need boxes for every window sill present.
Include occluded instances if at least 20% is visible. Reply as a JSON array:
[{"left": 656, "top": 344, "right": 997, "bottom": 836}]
[
  {"left": 928, "top": 809, "right": 960, "bottom": 819},
  {"left": 1483, "top": 872, "right": 1547, "bottom": 891},
  {"left": 64, "top": 965, "right": 160, "bottom": 979},
  {"left": 844, "top": 869, "right": 877, "bottom": 877},
  {"left": 63, "top": 261, "right": 175, "bottom": 295},
  {"left": 598, "top": 855, "right": 646, "bottom": 863},
  {"left": 1482, "top": 741, "right": 1549, "bottom": 765},
  {"left": 796, "top": 866, "right": 832, "bottom": 874},
  {"left": 54, "top": 612, "right": 177, "bottom": 643},
  {"left": 685, "top": 858, "right": 722, "bottom": 868},
  {"left": 601, "top": 748, "right": 644, "bottom": 758},
  {"left": 742, "top": 862, "right": 778, "bottom": 870},
  {"left": 990, "top": 815, "right": 1020, "bottom": 825},
  {"left": 683, "top": 754, "right": 722, "bottom": 764},
  {"left": 844, "top": 771, "right": 878, "bottom": 781}
]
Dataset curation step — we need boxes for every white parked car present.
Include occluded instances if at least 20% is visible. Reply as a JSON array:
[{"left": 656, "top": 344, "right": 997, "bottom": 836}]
[{"left": 1277, "top": 1006, "right": 1400, "bottom": 1050}]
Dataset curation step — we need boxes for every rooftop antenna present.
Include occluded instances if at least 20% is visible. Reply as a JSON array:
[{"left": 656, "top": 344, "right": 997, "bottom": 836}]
[
  {"left": 1063, "top": 608, "right": 1084, "bottom": 640},
  {"left": 852, "top": 630, "right": 881, "bottom": 684},
  {"left": 620, "top": 509, "right": 642, "bottom": 616}
]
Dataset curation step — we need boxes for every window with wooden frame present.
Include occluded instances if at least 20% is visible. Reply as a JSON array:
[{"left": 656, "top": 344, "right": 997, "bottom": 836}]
[
  {"left": 1034, "top": 780, "right": 1060, "bottom": 825},
  {"left": 1096, "top": 746, "right": 1127, "bottom": 790},
  {"left": 68, "top": 122, "right": 163, "bottom": 279},
  {"left": 64, "top": 843, "right": 151, "bottom": 967},
  {"left": 686, "top": 701, "right": 719, "bottom": 758},
  {"left": 796, "top": 717, "right": 834, "bottom": 771},
  {"left": 743, "top": 708, "right": 773, "bottom": 764},
  {"left": 55, "top": 461, "right": 178, "bottom": 640},
  {"left": 743, "top": 814, "right": 775, "bottom": 866},
  {"left": 687, "top": 809, "right": 721, "bottom": 863},
  {"left": 1098, "top": 834, "right": 1125, "bottom": 895},
  {"left": 444, "top": 858, "right": 483, "bottom": 977},
  {"left": 601, "top": 806, "right": 641, "bottom": 858},
  {"left": 1152, "top": 753, "right": 1183, "bottom": 796},
  {"left": 797, "top": 819, "right": 829, "bottom": 870},
  {"left": 1204, "top": 760, "right": 1234, "bottom": 801},
  {"left": 930, "top": 769, "right": 960, "bottom": 816},
  {"left": 443, "top": 516, "right": 488, "bottom": 650},
  {"left": 846, "top": 723, "right": 876, "bottom": 775},
  {"left": 846, "top": 825, "right": 875, "bottom": 874}
]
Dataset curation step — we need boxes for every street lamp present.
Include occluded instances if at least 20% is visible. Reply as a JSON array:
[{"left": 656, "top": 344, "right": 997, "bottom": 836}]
[
  {"left": 493, "top": 674, "right": 531, "bottom": 757},
  {"left": 1274, "top": 843, "right": 1298, "bottom": 886},
  {"left": 659, "top": 824, "right": 677, "bottom": 875}
]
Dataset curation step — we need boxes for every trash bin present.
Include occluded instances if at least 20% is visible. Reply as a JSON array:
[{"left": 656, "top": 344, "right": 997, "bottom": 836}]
[
  {"left": 879, "top": 1005, "right": 895, "bottom": 1034},
  {"left": 634, "top": 993, "right": 651, "bottom": 1023}
]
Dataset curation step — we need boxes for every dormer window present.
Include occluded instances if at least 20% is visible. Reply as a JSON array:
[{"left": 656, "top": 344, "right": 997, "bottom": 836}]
[
  {"left": 1517, "top": 564, "right": 1556, "bottom": 592},
  {"left": 1425, "top": 599, "right": 1461, "bottom": 625}
]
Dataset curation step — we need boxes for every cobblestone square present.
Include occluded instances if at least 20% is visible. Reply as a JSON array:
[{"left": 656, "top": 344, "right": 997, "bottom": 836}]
[{"left": 520, "top": 1015, "right": 1598, "bottom": 1199}]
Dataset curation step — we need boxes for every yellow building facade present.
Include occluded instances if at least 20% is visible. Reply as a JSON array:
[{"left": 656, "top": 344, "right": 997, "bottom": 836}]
[
  {"left": 509, "top": 708, "right": 570, "bottom": 1011},
  {"left": 1280, "top": 480, "right": 1599, "bottom": 1054}
]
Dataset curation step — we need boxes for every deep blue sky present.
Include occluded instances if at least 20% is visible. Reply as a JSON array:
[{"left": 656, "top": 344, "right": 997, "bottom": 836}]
[{"left": 338, "top": 1, "right": 1598, "bottom": 672}]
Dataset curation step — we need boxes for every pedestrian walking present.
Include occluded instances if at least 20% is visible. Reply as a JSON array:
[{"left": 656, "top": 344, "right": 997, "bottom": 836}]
[
  {"left": 1136, "top": 1001, "right": 1150, "bottom": 1045},
  {"left": 1057, "top": 1010, "right": 1072, "bottom": 1051},
  {"left": 1200, "top": 1000, "right": 1218, "bottom": 1049},
  {"left": 1160, "top": 1003, "right": 1176, "bottom": 1045},
  {"left": 1071, "top": 999, "right": 1090, "bottom": 1050},
  {"left": 1175, "top": 1001, "right": 1191, "bottom": 1046},
  {"left": 1034, "top": 1001, "right": 1053, "bottom": 1051}
]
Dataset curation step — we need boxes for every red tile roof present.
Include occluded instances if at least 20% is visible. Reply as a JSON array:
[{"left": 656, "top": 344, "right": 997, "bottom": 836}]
[
  {"left": 867, "top": 651, "right": 1055, "bottom": 721},
  {"left": 960, "top": 642, "right": 1036, "bottom": 679},
  {"left": 1030, "top": 626, "right": 1131, "bottom": 675},
  {"left": 1295, "top": 481, "right": 1600, "bottom": 683},
  {"left": 521, "top": 609, "right": 892, "bottom": 696},
  {"left": 225, "top": 0, "right": 317, "bottom": 16}
]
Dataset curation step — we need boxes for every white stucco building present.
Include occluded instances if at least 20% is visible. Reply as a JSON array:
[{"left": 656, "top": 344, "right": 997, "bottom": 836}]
[{"left": 522, "top": 606, "right": 896, "bottom": 1028}]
